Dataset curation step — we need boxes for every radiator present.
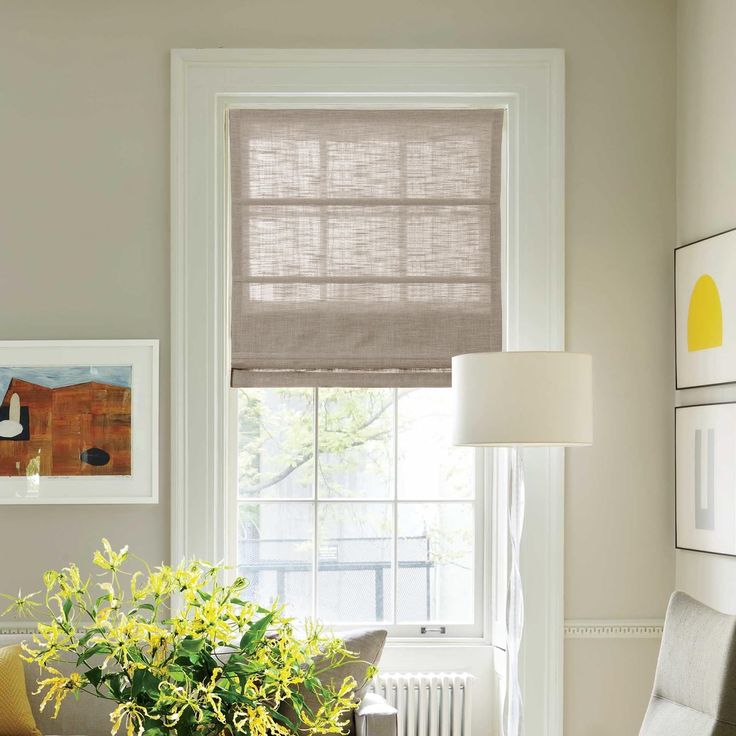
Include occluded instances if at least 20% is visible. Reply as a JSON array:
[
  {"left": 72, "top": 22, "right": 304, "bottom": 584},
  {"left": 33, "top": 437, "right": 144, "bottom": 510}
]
[{"left": 369, "top": 673, "right": 474, "bottom": 736}]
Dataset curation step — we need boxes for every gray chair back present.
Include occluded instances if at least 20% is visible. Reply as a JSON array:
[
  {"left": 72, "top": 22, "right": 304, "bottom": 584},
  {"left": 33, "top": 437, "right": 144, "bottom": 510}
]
[{"left": 641, "top": 591, "right": 736, "bottom": 735}]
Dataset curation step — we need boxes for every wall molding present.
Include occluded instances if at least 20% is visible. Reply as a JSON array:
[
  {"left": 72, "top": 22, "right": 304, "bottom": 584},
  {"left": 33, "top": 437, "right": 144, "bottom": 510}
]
[
  {"left": 3, "top": 619, "right": 665, "bottom": 639},
  {"left": 0, "top": 621, "right": 36, "bottom": 635},
  {"left": 564, "top": 619, "right": 664, "bottom": 639}
]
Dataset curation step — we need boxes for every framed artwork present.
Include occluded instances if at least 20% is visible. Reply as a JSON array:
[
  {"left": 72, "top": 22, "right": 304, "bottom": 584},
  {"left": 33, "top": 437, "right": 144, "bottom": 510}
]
[
  {"left": 675, "top": 228, "right": 736, "bottom": 389},
  {"left": 676, "top": 402, "right": 736, "bottom": 556},
  {"left": 0, "top": 340, "right": 158, "bottom": 504}
]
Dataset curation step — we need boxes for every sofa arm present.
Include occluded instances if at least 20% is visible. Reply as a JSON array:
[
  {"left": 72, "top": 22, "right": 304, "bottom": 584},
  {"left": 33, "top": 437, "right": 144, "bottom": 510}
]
[{"left": 356, "top": 692, "right": 398, "bottom": 736}]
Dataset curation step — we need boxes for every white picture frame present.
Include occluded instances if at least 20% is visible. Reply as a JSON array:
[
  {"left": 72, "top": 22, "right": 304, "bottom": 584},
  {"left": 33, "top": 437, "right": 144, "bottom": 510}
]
[
  {"left": 676, "top": 402, "right": 736, "bottom": 556},
  {"left": 0, "top": 340, "right": 158, "bottom": 504},
  {"left": 675, "top": 228, "right": 736, "bottom": 389}
]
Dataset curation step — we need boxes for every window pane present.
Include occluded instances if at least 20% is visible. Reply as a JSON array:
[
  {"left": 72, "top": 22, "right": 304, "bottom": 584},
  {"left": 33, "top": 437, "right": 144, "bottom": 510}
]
[
  {"left": 237, "top": 502, "right": 313, "bottom": 616},
  {"left": 238, "top": 388, "right": 314, "bottom": 498},
  {"left": 397, "top": 388, "right": 475, "bottom": 499},
  {"left": 317, "top": 502, "right": 393, "bottom": 622},
  {"left": 318, "top": 388, "right": 393, "bottom": 499},
  {"left": 397, "top": 502, "right": 474, "bottom": 623}
]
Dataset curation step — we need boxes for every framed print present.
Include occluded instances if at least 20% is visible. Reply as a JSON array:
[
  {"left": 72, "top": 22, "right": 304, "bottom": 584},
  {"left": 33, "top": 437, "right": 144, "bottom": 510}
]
[
  {"left": 0, "top": 340, "right": 158, "bottom": 504},
  {"left": 676, "top": 402, "right": 736, "bottom": 556},
  {"left": 675, "top": 228, "right": 736, "bottom": 389}
]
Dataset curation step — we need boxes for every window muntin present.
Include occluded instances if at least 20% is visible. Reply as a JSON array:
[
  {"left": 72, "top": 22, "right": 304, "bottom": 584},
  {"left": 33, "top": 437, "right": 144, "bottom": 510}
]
[{"left": 235, "top": 387, "right": 484, "bottom": 635}]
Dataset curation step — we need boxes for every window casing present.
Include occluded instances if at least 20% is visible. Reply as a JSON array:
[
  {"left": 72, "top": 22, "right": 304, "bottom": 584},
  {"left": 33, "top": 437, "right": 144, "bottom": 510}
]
[{"left": 172, "top": 49, "right": 564, "bottom": 735}]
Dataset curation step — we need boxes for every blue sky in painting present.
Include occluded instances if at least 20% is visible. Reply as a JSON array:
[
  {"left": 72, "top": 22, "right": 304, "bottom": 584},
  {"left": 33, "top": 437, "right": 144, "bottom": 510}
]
[{"left": 0, "top": 366, "right": 131, "bottom": 402}]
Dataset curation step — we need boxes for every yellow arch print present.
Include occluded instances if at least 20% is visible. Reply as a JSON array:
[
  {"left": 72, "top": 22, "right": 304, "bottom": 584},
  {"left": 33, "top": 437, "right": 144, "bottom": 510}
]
[{"left": 688, "top": 274, "right": 723, "bottom": 351}]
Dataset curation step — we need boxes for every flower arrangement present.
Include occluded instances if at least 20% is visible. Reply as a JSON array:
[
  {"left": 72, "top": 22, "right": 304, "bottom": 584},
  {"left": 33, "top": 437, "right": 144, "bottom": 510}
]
[{"left": 1, "top": 541, "right": 362, "bottom": 736}]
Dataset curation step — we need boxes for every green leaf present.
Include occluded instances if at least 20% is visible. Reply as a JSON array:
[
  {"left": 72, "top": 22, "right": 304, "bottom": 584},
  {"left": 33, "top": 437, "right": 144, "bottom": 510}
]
[
  {"left": 290, "top": 690, "right": 314, "bottom": 719},
  {"left": 62, "top": 597, "right": 73, "bottom": 620},
  {"left": 131, "top": 669, "right": 147, "bottom": 698},
  {"left": 224, "top": 661, "right": 263, "bottom": 676},
  {"left": 166, "top": 664, "right": 186, "bottom": 682},
  {"left": 77, "top": 642, "right": 112, "bottom": 665},
  {"left": 239, "top": 612, "right": 273, "bottom": 651},
  {"left": 142, "top": 728, "right": 166, "bottom": 736},
  {"left": 78, "top": 629, "right": 97, "bottom": 647},
  {"left": 141, "top": 670, "right": 160, "bottom": 697},
  {"left": 130, "top": 668, "right": 159, "bottom": 699},
  {"left": 127, "top": 648, "right": 145, "bottom": 664},
  {"left": 178, "top": 638, "right": 205, "bottom": 655},
  {"left": 106, "top": 674, "right": 123, "bottom": 700},
  {"left": 268, "top": 706, "right": 298, "bottom": 731},
  {"left": 84, "top": 666, "right": 103, "bottom": 688}
]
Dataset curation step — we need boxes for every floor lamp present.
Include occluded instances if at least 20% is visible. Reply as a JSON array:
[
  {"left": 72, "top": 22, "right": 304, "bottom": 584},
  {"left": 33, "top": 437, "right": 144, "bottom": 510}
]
[{"left": 452, "top": 351, "right": 593, "bottom": 736}]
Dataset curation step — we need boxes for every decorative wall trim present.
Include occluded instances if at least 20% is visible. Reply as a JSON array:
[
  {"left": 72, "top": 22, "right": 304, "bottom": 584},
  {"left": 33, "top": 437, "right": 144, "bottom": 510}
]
[
  {"left": 564, "top": 619, "right": 664, "bottom": 639},
  {"left": 0, "top": 621, "right": 36, "bottom": 635},
  {"left": 3, "top": 620, "right": 665, "bottom": 639}
]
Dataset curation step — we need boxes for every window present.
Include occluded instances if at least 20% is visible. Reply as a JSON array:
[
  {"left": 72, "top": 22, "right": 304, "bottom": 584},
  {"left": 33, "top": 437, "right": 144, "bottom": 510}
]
[
  {"left": 227, "top": 107, "right": 502, "bottom": 636},
  {"left": 235, "top": 387, "right": 483, "bottom": 636},
  {"left": 173, "top": 49, "right": 564, "bottom": 733}
]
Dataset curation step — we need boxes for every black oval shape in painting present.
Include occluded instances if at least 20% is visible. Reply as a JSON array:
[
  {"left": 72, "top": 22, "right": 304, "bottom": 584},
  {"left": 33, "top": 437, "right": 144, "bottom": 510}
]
[{"left": 80, "top": 448, "right": 110, "bottom": 467}]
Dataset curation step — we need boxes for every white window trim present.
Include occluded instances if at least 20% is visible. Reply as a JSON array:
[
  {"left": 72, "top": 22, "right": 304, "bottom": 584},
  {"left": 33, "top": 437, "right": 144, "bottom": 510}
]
[{"left": 171, "top": 48, "right": 564, "bottom": 736}]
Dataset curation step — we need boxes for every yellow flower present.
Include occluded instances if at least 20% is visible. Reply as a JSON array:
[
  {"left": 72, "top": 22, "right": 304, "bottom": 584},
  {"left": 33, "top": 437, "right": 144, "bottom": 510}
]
[
  {"left": 110, "top": 701, "right": 149, "bottom": 736},
  {"left": 56, "top": 564, "right": 89, "bottom": 599},
  {"left": 7, "top": 540, "right": 362, "bottom": 736},
  {"left": 97, "top": 582, "right": 121, "bottom": 610},
  {"left": 0, "top": 589, "right": 40, "bottom": 618},
  {"left": 23, "top": 621, "right": 74, "bottom": 668},
  {"left": 199, "top": 668, "right": 227, "bottom": 724},
  {"left": 129, "top": 572, "right": 143, "bottom": 601},
  {"left": 90, "top": 614, "right": 149, "bottom": 669},
  {"left": 35, "top": 669, "right": 85, "bottom": 718},
  {"left": 158, "top": 682, "right": 204, "bottom": 728},
  {"left": 234, "top": 704, "right": 290, "bottom": 736},
  {"left": 147, "top": 567, "right": 174, "bottom": 599},
  {"left": 93, "top": 539, "right": 129, "bottom": 574}
]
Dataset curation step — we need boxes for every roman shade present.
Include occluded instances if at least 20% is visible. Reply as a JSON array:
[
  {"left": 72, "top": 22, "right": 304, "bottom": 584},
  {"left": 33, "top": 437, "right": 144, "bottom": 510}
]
[{"left": 228, "top": 108, "right": 504, "bottom": 387}]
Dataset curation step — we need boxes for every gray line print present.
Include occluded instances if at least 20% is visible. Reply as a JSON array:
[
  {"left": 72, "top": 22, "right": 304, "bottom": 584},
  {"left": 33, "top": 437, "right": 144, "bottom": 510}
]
[{"left": 694, "top": 428, "right": 716, "bottom": 531}]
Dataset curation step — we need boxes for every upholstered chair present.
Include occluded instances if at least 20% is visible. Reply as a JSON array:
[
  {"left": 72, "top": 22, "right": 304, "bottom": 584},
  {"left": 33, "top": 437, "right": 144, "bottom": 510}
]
[{"left": 641, "top": 591, "right": 736, "bottom": 735}]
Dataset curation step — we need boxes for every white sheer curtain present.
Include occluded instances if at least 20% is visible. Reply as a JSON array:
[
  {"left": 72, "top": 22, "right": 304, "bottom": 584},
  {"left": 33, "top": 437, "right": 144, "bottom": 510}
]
[{"left": 504, "top": 448, "right": 525, "bottom": 736}]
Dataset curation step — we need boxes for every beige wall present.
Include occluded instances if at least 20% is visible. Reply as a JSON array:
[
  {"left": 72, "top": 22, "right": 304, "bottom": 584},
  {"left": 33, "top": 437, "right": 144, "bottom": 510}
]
[
  {"left": 676, "top": 0, "right": 736, "bottom": 611},
  {"left": 0, "top": 1, "right": 675, "bottom": 733}
]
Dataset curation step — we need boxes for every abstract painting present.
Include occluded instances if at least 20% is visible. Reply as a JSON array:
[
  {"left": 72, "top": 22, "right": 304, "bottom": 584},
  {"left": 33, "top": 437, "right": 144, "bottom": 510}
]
[
  {"left": 0, "top": 341, "right": 158, "bottom": 504},
  {"left": 675, "top": 228, "right": 736, "bottom": 388},
  {"left": 0, "top": 366, "right": 132, "bottom": 477},
  {"left": 676, "top": 403, "right": 736, "bottom": 556}
]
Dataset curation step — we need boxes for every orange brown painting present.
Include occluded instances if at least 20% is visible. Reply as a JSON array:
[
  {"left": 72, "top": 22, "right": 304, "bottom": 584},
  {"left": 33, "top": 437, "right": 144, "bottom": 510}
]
[{"left": 0, "top": 369, "right": 131, "bottom": 477}]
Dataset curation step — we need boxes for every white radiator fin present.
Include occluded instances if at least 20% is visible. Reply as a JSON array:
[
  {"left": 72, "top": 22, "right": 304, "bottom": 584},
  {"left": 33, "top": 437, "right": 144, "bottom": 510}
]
[{"left": 369, "top": 673, "right": 473, "bottom": 736}]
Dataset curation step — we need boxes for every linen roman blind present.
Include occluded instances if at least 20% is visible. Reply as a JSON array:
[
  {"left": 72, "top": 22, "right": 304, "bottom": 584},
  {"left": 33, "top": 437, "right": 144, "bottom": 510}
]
[{"left": 229, "top": 108, "right": 504, "bottom": 387}]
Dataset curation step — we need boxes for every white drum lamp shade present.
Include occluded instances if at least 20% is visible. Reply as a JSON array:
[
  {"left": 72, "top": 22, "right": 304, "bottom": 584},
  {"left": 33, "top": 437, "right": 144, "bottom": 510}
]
[{"left": 452, "top": 351, "right": 593, "bottom": 447}]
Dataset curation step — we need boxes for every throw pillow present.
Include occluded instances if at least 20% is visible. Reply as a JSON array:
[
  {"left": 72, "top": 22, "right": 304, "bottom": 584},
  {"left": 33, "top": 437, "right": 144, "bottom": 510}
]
[{"left": 0, "top": 644, "right": 41, "bottom": 736}]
